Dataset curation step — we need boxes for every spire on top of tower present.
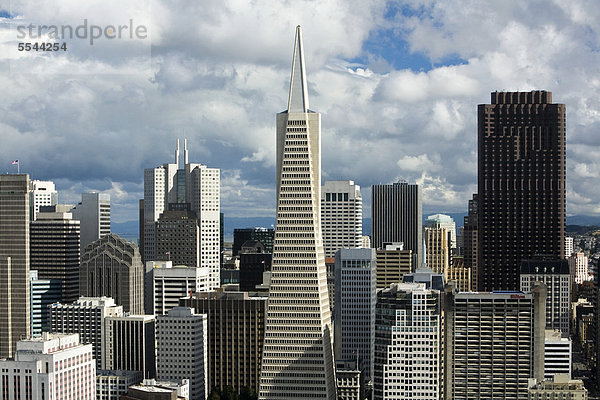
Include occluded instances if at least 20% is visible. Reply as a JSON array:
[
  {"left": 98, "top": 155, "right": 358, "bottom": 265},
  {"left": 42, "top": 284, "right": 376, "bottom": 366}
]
[{"left": 287, "top": 25, "right": 309, "bottom": 113}]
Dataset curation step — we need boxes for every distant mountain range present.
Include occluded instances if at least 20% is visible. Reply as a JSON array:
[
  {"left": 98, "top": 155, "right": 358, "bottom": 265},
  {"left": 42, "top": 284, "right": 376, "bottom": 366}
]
[{"left": 113, "top": 214, "right": 600, "bottom": 242}]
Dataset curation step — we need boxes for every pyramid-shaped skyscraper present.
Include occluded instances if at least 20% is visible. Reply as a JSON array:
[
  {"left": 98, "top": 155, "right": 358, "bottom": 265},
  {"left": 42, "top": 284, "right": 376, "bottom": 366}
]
[{"left": 258, "top": 26, "right": 337, "bottom": 399}]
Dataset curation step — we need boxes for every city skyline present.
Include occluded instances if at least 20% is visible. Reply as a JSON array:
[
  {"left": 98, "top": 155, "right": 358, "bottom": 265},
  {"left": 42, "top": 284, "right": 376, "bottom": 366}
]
[{"left": 2, "top": 1, "right": 600, "bottom": 223}]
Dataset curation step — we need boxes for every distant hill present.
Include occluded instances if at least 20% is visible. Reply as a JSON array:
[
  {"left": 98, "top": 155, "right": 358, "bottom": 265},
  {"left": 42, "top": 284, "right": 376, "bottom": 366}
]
[{"left": 112, "top": 214, "right": 600, "bottom": 242}]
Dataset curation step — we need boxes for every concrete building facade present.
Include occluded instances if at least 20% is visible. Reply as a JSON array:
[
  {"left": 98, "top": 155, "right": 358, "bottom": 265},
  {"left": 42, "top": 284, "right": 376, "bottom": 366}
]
[
  {"left": 375, "top": 242, "right": 412, "bottom": 289},
  {"left": 0, "top": 174, "right": 30, "bottom": 358},
  {"left": 444, "top": 285, "right": 547, "bottom": 400},
  {"left": 70, "top": 192, "right": 110, "bottom": 250},
  {"left": 79, "top": 234, "right": 144, "bottom": 314},
  {"left": 28, "top": 180, "right": 58, "bottom": 221},
  {"left": 520, "top": 257, "right": 571, "bottom": 336},
  {"left": 149, "top": 261, "right": 210, "bottom": 315},
  {"left": 157, "top": 307, "right": 208, "bottom": 400},
  {"left": 334, "top": 248, "right": 376, "bottom": 381},
  {"left": 50, "top": 296, "right": 123, "bottom": 369},
  {"left": 0, "top": 333, "right": 96, "bottom": 400},
  {"left": 321, "top": 180, "right": 363, "bottom": 257},
  {"left": 374, "top": 283, "right": 441, "bottom": 400}
]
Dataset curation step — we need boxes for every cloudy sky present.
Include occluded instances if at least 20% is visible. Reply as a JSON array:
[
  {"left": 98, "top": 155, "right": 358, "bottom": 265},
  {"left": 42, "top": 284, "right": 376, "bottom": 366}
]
[{"left": 1, "top": 0, "right": 600, "bottom": 223}]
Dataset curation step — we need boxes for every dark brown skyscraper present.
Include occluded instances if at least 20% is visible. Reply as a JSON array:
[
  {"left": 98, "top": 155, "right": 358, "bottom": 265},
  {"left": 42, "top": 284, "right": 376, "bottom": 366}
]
[{"left": 478, "top": 91, "right": 566, "bottom": 291}]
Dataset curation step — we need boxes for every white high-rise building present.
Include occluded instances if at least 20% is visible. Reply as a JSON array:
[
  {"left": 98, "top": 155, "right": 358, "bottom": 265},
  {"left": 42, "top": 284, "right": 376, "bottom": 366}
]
[
  {"left": 520, "top": 258, "right": 571, "bottom": 337},
  {"left": 29, "top": 180, "right": 58, "bottom": 221},
  {"left": 321, "top": 180, "right": 363, "bottom": 257},
  {"left": 157, "top": 307, "right": 208, "bottom": 400},
  {"left": 569, "top": 252, "right": 591, "bottom": 284},
  {"left": 50, "top": 296, "right": 123, "bottom": 369},
  {"left": 70, "top": 192, "right": 111, "bottom": 250},
  {"left": 0, "top": 333, "right": 96, "bottom": 400},
  {"left": 142, "top": 139, "right": 220, "bottom": 290},
  {"left": 259, "top": 26, "right": 337, "bottom": 399},
  {"left": 544, "top": 329, "right": 572, "bottom": 380},
  {"left": 374, "top": 283, "right": 441, "bottom": 400},
  {"left": 565, "top": 237, "right": 574, "bottom": 258},
  {"left": 149, "top": 261, "right": 210, "bottom": 315}
]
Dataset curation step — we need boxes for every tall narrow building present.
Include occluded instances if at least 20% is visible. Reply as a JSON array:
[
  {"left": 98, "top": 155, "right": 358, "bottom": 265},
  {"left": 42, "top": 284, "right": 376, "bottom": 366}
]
[
  {"left": 321, "top": 180, "right": 363, "bottom": 257},
  {"left": 70, "top": 192, "right": 111, "bottom": 250},
  {"left": 371, "top": 182, "right": 422, "bottom": 266},
  {"left": 478, "top": 91, "right": 566, "bottom": 291},
  {"left": 142, "top": 139, "right": 220, "bottom": 290},
  {"left": 0, "top": 174, "right": 30, "bottom": 358},
  {"left": 258, "top": 26, "right": 337, "bottom": 399}
]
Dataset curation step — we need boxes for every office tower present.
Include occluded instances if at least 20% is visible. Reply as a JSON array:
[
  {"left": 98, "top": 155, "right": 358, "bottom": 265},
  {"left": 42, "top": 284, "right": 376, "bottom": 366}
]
[
  {"left": 156, "top": 208, "right": 200, "bottom": 266},
  {"left": 569, "top": 252, "right": 590, "bottom": 284},
  {"left": 321, "top": 180, "right": 363, "bottom": 257},
  {"left": 424, "top": 225, "right": 449, "bottom": 276},
  {"left": 0, "top": 333, "right": 96, "bottom": 400},
  {"left": 463, "top": 194, "right": 478, "bottom": 289},
  {"left": 528, "top": 375, "right": 588, "bottom": 400},
  {"left": 71, "top": 192, "right": 111, "bottom": 250},
  {"left": 0, "top": 174, "right": 30, "bottom": 358},
  {"left": 105, "top": 315, "right": 156, "bottom": 379},
  {"left": 371, "top": 182, "right": 422, "bottom": 266},
  {"left": 181, "top": 290, "right": 266, "bottom": 395},
  {"left": 258, "top": 26, "right": 337, "bottom": 399},
  {"left": 402, "top": 266, "right": 446, "bottom": 290},
  {"left": 374, "top": 283, "right": 441, "bottom": 400},
  {"left": 122, "top": 379, "right": 190, "bottom": 400},
  {"left": 150, "top": 261, "right": 210, "bottom": 315},
  {"left": 444, "top": 284, "right": 547, "bottom": 400},
  {"left": 232, "top": 227, "right": 275, "bottom": 256},
  {"left": 79, "top": 234, "right": 144, "bottom": 314},
  {"left": 375, "top": 242, "right": 413, "bottom": 289},
  {"left": 142, "top": 139, "right": 220, "bottom": 290},
  {"left": 50, "top": 296, "right": 123, "bottom": 369},
  {"left": 478, "top": 91, "right": 566, "bottom": 291},
  {"left": 565, "top": 237, "right": 574, "bottom": 258},
  {"left": 239, "top": 241, "right": 272, "bottom": 292},
  {"left": 334, "top": 248, "right": 376, "bottom": 381},
  {"left": 28, "top": 179, "right": 57, "bottom": 221},
  {"left": 520, "top": 257, "right": 571, "bottom": 336},
  {"left": 335, "top": 360, "right": 361, "bottom": 400},
  {"left": 30, "top": 206, "right": 80, "bottom": 303},
  {"left": 544, "top": 329, "right": 571, "bottom": 379},
  {"left": 157, "top": 307, "right": 208, "bottom": 400},
  {"left": 425, "top": 213, "right": 456, "bottom": 249},
  {"left": 446, "top": 256, "right": 471, "bottom": 292},
  {"left": 96, "top": 370, "right": 143, "bottom": 400},
  {"left": 30, "top": 270, "right": 61, "bottom": 337}
]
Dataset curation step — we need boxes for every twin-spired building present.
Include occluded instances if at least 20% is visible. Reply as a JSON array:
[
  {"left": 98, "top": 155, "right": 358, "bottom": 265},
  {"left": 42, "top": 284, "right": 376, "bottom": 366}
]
[
  {"left": 258, "top": 26, "right": 337, "bottom": 398},
  {"left": 141, "top": 139, "right": 220, "bottom": 290}
]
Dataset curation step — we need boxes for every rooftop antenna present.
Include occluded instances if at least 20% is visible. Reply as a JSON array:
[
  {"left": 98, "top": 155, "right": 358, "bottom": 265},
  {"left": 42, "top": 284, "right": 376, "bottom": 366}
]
[
  {"left": 175, "top": 138, "right": 180, "bottom": 166},
  {"left": 184, "top": 138, "right": 189, "bottom": 165}
]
